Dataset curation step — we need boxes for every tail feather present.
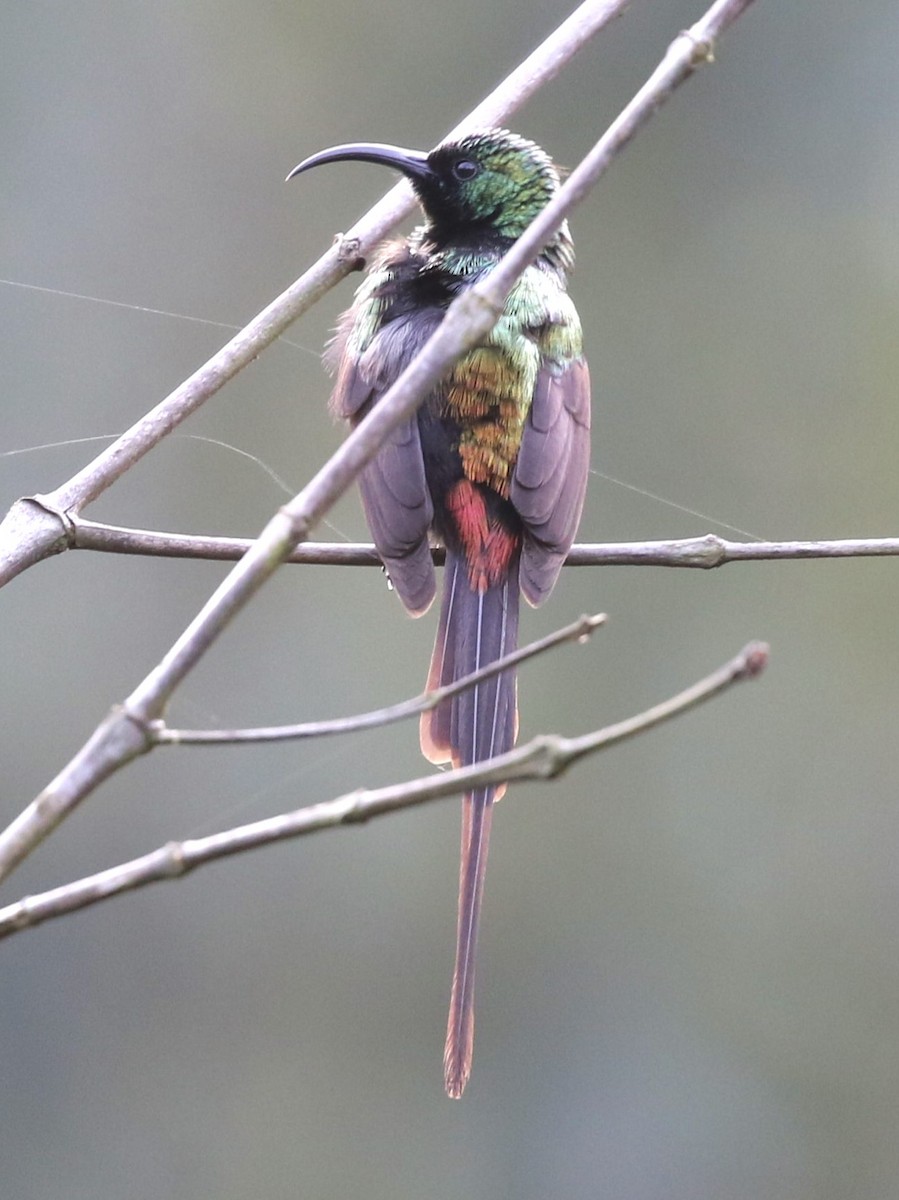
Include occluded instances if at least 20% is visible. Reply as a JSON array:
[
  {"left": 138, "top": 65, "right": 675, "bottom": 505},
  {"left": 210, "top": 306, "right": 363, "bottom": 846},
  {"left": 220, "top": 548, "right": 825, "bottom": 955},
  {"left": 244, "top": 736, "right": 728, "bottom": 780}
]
[
  {"left": 444, "top": 794, "right": 493, "bottom": 1098},
  {"left": 421, "top": 548, "right": 520, "bottom": 1098},
  {"left": 420, "top": 553, "right": 461, "bottom": 765},
  {"left": 420, "top": 551, "right": 519, "bottom": 778}
]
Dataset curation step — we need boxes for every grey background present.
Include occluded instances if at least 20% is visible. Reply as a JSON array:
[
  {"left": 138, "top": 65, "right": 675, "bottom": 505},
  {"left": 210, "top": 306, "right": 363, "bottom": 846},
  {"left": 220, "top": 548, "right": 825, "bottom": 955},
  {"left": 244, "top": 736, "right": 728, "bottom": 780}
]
[{"left": 3, "top": 2, "right": 899, "bottom": 1197}]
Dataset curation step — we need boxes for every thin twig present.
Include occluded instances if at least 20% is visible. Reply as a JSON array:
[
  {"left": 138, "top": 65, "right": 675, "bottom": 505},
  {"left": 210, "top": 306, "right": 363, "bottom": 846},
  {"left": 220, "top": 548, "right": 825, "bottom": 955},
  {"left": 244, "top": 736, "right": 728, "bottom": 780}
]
[
  {"left": 0, "top": 640, "right": 767, "bottom": 941},
  {"left": 0, "top": 0, "right": 757, "bottom": 884},
  {"left": 73, "top": 520, "right": 899, "bottom": 567},
  {"left": 157, "top": 612, "right": 605, "bottom": 745},
  {"left": 0, "top": 0, "right": 629, "bottom": 590}
]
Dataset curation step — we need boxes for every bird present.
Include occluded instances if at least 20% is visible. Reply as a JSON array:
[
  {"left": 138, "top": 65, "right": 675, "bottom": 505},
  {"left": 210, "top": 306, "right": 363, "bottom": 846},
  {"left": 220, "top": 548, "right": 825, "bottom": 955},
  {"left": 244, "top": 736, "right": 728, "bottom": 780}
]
[{"left": 288, "top": 128, "right": 590, "bottom": 1097}]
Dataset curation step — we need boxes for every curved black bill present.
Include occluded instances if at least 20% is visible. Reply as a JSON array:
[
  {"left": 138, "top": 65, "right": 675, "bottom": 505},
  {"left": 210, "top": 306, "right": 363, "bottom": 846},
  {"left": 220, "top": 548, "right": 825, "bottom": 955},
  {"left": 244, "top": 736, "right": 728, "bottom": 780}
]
[{"left": 286, "top": 141, "right": 435, "bottom": 185}]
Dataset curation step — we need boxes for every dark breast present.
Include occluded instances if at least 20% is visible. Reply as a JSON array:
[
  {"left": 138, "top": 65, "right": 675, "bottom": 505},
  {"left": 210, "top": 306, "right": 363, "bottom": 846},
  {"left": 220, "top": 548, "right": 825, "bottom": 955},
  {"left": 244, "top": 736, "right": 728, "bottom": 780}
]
[{"left": 379, "top": 244, "right": 525, "bottom": 549}]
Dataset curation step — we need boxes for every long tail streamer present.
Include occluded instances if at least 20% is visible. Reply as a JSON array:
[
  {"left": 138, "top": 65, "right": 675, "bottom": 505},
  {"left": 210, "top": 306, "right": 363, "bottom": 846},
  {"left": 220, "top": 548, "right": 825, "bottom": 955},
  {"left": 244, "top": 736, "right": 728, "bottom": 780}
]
[{"left": 422, "top": 549, "right": 520, "bottom": 1097}]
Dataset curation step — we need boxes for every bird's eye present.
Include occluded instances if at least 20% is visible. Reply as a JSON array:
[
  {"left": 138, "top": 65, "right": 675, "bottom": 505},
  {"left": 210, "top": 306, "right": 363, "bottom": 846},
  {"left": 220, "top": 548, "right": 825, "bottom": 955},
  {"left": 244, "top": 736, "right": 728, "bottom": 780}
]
[{"left": 452, "top": 158, "right": 480, "bottom": 181}]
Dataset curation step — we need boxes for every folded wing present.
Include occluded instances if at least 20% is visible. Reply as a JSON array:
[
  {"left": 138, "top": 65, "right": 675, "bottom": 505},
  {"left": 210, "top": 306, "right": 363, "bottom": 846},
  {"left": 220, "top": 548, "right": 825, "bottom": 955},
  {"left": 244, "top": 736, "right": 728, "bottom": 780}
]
[
  {"left": 510, "top": 357, "right": 591, "bottom": 607},
  {"left": 329, "top": 304, "right": 444, "bottom": 616}
]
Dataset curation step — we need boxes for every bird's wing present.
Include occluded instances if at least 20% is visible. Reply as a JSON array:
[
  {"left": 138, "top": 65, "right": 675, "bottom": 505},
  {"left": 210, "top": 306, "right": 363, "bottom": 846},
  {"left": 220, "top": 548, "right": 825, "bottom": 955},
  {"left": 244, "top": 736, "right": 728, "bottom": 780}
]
[
  {"left": 510, "top": 356, "right": 591, "bottom": 607},
  {"left": 328, "top": 292, "right": 442, "bottom": 616}
]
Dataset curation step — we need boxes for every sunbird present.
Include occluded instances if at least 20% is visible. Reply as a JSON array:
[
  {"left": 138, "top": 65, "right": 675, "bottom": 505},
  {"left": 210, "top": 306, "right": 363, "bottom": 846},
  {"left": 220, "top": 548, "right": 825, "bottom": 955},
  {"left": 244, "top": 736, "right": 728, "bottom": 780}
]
[{"left": 288, "top": 129, "right": 590, "bottom": 1096}]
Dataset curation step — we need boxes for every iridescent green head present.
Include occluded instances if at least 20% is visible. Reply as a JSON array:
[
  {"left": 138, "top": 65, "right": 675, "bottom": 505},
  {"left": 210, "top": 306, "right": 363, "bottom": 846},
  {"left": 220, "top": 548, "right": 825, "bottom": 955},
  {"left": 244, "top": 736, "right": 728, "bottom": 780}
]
[{"left": 288, "top": 128, "right": 564, "bottom": 246}]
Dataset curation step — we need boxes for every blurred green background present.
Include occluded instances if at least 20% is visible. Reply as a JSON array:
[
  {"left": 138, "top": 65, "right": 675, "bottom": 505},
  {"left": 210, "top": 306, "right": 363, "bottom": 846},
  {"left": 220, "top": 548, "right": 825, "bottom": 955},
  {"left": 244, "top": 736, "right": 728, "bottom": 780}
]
[{"left": 3, "top": 2, "right": 899, "bottom": 1197}]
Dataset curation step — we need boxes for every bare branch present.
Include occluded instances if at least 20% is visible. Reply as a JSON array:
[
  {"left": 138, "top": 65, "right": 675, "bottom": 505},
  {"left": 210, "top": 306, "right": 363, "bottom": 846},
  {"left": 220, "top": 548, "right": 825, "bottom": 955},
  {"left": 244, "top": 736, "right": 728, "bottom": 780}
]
[
  {"left": 0, "top": 0, "right": 629, "bottom": 590},
  {"left": 0, "top": 641, "right": 767, "bottom": 942},
  {"left": 568, "top": 536, "right": 899, "bottom": 565},
  {"left": 72, "top": 520, "right": 899, "bottom": 568},
  {"left": 0, "top": 0, "right": 757, "bottom": 884},
  {"left": 73, "top": 518, "right": 387, "bottom": 565},
  {"left": 156, "top": 613, "right": 604, "bottom": 745}
]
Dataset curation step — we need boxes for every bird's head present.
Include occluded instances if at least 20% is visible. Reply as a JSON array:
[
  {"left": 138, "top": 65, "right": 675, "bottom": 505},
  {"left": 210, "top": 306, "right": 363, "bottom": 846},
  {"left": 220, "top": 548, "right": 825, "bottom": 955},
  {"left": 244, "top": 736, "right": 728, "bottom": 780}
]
[{"left": 288, "top": 128, "right": 563, "bottom": 246}]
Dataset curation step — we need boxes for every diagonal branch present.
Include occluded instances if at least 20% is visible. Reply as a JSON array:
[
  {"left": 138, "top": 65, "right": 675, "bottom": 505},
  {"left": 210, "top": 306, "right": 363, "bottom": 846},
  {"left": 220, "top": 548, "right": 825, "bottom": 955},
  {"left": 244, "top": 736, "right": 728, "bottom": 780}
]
[
  {"left": 156, "top": 612, "right": 604, "bottom": 745},
  {"left": 0, "top": 0, "right": 758, "bottom": 885},
  {"left": 0, "top": 0, "right": 629, "bottom": 590},
  {"left": 0, "top": 640, "right": 767, "bottom": 942}
]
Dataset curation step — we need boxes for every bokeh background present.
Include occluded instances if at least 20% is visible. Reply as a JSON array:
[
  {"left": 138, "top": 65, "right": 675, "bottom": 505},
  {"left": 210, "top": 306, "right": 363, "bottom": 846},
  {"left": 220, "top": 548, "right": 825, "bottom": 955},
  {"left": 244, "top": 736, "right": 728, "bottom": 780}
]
[{"left": 3, "top": 2, "right": 899, "bottom": 1197}]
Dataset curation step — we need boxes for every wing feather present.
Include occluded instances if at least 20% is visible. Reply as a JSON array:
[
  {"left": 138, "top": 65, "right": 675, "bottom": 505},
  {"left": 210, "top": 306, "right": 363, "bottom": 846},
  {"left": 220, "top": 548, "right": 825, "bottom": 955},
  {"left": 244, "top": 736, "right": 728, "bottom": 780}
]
[
  {"left": 510, "top": 358, "right": 591, "bottom": 607},
  {"left": 328, "top": 287, "right": 443, "bottom": 616}
]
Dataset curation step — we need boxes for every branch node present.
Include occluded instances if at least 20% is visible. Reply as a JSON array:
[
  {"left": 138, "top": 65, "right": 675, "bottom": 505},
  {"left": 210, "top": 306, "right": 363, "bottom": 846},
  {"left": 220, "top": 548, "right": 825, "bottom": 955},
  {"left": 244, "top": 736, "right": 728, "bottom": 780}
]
[
  {"left": 677, "top": 27, "right": 716, "bottom": 65},
  {"left": 338, "top": 789, "right": 369, "bottom": 824},
  {"left": 146, "top": 718, "right": 170, "bottom": 745},
  {"left": 278, "top": 505, "right": 312, "bottom": 546},
  {"left": 529, "top": 733, "right": 568, "bottom": 779},
  {"left": 163, "top": 840, "right": 188, "bottom": 876},
  {"left": 27, "top": 494, "right": 77, "bottom": 544},
  {"left": 116, "top": 705, "right": 161, "bottom": 754},
  {"left": 334, "top": 233, "right": 365, "bottom": 271}
]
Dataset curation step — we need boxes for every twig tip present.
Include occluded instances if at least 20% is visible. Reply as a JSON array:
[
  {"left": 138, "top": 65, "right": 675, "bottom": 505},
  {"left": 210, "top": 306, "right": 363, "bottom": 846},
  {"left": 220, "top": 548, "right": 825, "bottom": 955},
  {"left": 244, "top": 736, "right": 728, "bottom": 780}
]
[
  {"left": 740, "top": 640, "right": 769, "bottom": 679},
  {"left": 577, "top": 612, "right": 608, "bottom": 643}
]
